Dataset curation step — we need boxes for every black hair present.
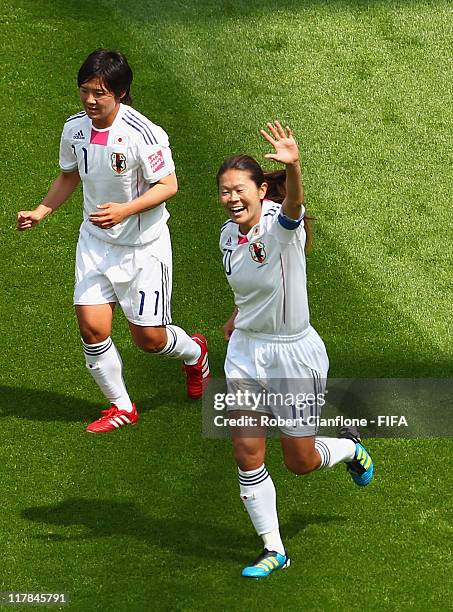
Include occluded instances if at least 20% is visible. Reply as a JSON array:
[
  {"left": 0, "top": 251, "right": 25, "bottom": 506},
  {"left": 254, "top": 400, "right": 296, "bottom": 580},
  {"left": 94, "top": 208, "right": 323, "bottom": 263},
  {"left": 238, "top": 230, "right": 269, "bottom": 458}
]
[
  {"left": 216, "top": 155, "right": 290, "bottom": 204},
  {"left": 77, "top": 49, "right": 133, "bottom": 105},
  {"left": 216, "top": 154, "right": 265, "bottom": 191},
  {"left": 216, "top": 154, "right": 313, "bottom": 249}
]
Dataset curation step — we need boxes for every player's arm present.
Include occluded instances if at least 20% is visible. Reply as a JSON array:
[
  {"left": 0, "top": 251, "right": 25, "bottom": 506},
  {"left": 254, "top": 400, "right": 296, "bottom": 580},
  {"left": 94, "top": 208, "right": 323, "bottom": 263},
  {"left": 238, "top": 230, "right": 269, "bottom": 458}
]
[
  {"left": 17, "top": 170, "right": 81, "bottom": 231},
  {"left": 126, "top": 171, "right": 178, "bottom": 215},
  {"left": 260, "top": 121, "right": 304, "bottom": 221},
  {"left": 223, "top": 306, "right": 238, "bottom": 341},
  {"left": 89, "top": 172, "right": 178, "bottom": 230}
]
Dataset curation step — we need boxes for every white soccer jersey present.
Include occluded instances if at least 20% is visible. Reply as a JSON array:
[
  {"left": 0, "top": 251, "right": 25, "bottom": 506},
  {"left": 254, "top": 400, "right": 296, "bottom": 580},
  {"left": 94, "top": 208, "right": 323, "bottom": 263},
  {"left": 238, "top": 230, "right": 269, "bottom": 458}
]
[
  {"left": 59, "top": 104, "right": 175, "bottom": 246},
  {"left": 219, "top": 199, "right": 310, "bottom": 336}
]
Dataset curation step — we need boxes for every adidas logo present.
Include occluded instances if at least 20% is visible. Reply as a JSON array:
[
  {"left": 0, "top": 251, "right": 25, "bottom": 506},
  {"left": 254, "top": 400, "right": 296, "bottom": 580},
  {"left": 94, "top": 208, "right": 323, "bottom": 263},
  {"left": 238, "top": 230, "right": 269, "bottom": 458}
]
[
  {"left": 72, "top": 130, "right": 85, "bottom": 140},
  {"left": 226, "top": 236, "right": 232, "bottom": 246}
]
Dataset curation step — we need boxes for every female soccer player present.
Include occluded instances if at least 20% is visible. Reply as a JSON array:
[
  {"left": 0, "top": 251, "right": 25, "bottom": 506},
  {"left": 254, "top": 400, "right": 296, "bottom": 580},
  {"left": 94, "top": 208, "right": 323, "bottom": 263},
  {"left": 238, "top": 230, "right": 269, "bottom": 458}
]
[
  {"left": 218, "top": 121, "right": 373, "bottom": 578},
  {"left": 17, "top": 49, "right": 209, "bottom": 432}
]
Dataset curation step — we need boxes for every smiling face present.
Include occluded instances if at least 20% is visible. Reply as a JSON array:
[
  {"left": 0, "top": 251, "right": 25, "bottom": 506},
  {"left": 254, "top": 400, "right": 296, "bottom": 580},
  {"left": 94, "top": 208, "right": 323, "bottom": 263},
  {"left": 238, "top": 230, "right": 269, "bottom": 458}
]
[
  {"left": 79, "top": 77, "right": 123, "bottom": 129},
  {"left": 219, "top": 169, "right": 268, "bottom": 234}
]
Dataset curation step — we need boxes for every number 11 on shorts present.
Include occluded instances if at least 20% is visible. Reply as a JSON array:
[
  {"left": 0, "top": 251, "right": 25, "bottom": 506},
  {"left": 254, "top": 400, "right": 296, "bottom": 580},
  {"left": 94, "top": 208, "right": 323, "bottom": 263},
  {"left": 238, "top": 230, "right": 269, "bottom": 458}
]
[{"left": 138, "top": 290, "right": 160, "bottom": 316}]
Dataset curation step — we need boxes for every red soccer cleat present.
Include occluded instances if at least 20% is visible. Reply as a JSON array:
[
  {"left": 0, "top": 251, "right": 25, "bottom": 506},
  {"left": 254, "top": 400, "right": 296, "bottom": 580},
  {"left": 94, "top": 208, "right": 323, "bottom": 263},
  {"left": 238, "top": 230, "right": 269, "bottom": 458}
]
[
  {"left": 86, "top": 404, "right": 139, "bottom": 433},
  {"left": 184, "top": 334, "right": 210, "bottom": 399}
]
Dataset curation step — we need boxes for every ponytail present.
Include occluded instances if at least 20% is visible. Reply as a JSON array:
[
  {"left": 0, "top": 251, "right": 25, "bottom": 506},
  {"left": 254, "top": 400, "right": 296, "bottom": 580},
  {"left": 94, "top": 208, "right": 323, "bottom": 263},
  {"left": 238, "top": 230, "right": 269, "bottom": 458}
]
[
  {"left": 263, "top": 170, "right": 286, "bottom": 204},
  {"left": 264, "top": 170, "right": 314, "bottom": 251}
]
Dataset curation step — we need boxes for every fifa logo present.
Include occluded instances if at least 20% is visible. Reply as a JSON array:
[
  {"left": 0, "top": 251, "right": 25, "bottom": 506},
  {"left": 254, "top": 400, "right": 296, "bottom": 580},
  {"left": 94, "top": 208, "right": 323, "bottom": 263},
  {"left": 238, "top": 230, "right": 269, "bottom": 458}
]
[
  {"left": 110, "top": 152, "right": 127, "bottom": 174},
  {"left": 249, "top": 241, "right": 266, "bottom": 263}
]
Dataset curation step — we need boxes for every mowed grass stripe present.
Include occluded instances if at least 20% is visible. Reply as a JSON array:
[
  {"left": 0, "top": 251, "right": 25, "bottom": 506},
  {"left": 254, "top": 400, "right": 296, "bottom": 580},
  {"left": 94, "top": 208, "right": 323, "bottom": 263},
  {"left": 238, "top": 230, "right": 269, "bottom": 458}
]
[
  {"left": 0, "top": 3, "right": 251, "bottom": 610},
  {"left": 0, "top": 1, "right": 451, "bottom": 611},
  {"left": 0, "top": 2, "right": 225, "bottom": 608},
  {"left": 105, "top": 0, "right": 453, "bottom": 368},
  {"left": 3, "top": 0, "right": 451, "bottom": 375}
]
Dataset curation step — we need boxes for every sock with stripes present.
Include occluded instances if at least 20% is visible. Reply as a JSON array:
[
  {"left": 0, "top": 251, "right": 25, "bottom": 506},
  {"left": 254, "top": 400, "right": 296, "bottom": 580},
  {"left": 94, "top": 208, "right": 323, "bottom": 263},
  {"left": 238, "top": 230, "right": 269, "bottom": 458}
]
[
  {"left": 82, "top": 337, "right": 133, "bottom": 413},
  {"left": 158, "top": 325, "right": 201, "bottom": 365},
  {"left": 238, "top": 465, "right": 285, "bottom": 556},
  {"left": 314, "top": 437, "right": 356, "bottom": 469}
]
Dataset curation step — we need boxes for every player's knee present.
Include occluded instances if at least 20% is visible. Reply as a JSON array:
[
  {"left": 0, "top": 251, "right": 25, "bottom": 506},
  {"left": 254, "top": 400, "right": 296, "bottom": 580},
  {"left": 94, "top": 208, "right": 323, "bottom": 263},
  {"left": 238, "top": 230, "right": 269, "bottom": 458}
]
[
  {"left": 234, "top": 444, "right": 264, "bottom": 471},
  {"left": 80, "top": 328, "right": 110, "bottom": 345},
  {"left": 133, "top": 334, "right": 166, "bottom": 353},
  {"left": 284, "top": 454, "right": 318, "bottom": 476}
]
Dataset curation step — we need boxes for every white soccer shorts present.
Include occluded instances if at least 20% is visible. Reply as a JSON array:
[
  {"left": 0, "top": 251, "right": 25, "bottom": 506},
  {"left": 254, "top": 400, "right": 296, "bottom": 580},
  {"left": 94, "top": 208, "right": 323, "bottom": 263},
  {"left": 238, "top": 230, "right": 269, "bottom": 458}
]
[
  {"left": 224, "top": 326, "right": 329, "bottom": 437},
  {"left": 74, "top": 224, "right": 172, "bottom": 326}
]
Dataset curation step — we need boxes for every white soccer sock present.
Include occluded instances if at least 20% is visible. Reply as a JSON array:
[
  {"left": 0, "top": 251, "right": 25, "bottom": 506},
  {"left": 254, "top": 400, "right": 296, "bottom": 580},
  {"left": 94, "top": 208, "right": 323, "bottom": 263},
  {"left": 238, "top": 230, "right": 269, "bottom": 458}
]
[
  {"left": 262, "top": 529, "right": 285, "bottom": 555},
  {"left": 314, "top": 437, "right": 356, "bottom": 469},
  {"left": 82, "top": 337, "right": 133, "bottom": 413},
  {"left": 158, "top": 325, "right": 201, "bottom": 365},
  {"left": 238, "top": 465, "right": 285, "bottom": 556}
]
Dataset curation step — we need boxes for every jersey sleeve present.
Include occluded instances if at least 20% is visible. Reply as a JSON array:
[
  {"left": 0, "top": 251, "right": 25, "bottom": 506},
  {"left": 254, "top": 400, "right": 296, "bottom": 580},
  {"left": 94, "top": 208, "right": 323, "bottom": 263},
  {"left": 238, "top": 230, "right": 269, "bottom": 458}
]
[
  {"left": 59, "top": 126, "right": 78, "bottom": 172},
  {"left": 267, "top": 206, "right": 306, "bottom": 246},
  {"left": 137, "top": 126, "right": 175, "bottom": 184},
  {"left": 219, "top": 220, "right": 234, "bottom": 252}
]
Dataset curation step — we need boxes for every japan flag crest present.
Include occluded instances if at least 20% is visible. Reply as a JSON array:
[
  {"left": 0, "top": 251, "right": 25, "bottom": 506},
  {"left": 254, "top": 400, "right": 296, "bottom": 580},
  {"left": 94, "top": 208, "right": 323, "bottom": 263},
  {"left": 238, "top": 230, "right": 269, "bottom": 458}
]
[
  {"left": 249, "top": 241, "right": 266, "bottom": 263},
  {"left": 111, "top": 152, "right": 127, "bottom": 174}
]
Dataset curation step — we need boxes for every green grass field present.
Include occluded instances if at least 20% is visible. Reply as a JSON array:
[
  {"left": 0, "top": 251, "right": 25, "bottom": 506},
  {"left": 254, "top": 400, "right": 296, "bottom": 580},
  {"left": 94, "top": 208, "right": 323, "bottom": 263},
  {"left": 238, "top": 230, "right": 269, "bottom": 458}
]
[{"left": 0, "top": 0, "right": 452, "bottom": 610}]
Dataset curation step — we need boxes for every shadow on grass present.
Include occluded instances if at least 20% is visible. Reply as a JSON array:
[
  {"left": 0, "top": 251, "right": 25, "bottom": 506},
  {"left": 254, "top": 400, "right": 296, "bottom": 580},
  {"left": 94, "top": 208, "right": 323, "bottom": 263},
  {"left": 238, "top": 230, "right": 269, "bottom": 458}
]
[
  {"left": 283, "top": 512, "right": 347, "bottom": 541},
  {"left": 22, "top": 498, "right": 345, "bottom": 562},
  {"left": 0, "top": 384, "right": 195, "bottom": 423}
]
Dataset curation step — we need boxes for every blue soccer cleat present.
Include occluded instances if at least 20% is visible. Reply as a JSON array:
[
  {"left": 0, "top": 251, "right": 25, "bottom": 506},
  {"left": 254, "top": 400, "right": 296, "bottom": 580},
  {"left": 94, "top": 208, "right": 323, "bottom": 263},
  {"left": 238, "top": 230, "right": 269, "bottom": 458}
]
[
  {"left": 339, "top": 426, "right": 374, "bottom": 487},
  {"left": 241, "top": 549, "right": 291, "bottom": 579}
]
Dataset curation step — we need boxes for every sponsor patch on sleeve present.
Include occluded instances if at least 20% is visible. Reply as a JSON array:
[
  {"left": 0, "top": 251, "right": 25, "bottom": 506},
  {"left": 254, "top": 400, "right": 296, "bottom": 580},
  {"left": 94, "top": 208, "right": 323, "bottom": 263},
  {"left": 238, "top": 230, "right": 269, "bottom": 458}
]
[{"left": 148, "top": 149, "right": 165, "bottom": 173}]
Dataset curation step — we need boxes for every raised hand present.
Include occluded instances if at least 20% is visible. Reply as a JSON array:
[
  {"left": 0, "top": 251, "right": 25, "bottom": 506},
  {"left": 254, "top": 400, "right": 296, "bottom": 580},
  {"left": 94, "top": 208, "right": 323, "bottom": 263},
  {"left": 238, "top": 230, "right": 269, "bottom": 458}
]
[{"left": 260, "top": 121, "right": 300, "bottom": 166}]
